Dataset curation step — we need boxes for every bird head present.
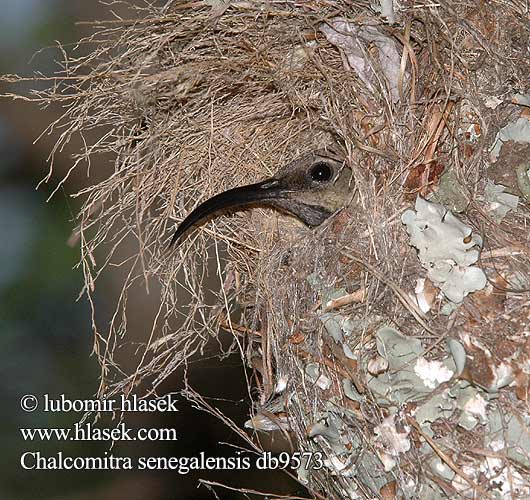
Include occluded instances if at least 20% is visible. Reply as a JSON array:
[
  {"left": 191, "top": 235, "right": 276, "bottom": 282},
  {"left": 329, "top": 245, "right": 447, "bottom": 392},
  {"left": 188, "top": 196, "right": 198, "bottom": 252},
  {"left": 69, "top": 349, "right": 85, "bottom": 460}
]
[{"left": 170, "top": 150, "right": 353, "bottom": 246}]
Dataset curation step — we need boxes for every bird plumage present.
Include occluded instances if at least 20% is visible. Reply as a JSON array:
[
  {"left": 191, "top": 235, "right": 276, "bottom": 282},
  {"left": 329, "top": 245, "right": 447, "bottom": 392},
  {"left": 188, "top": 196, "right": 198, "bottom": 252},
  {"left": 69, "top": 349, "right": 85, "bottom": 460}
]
[{"left": 170, "top": 150, "right": 353, "bottom": 246}]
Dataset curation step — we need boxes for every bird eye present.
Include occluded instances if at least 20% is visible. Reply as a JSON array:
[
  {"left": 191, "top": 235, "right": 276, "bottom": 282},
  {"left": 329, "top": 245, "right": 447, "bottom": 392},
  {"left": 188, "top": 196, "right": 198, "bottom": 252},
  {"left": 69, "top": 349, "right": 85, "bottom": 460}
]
[{"left": 309, "top": 162, "right": 333, "bottom": 182}]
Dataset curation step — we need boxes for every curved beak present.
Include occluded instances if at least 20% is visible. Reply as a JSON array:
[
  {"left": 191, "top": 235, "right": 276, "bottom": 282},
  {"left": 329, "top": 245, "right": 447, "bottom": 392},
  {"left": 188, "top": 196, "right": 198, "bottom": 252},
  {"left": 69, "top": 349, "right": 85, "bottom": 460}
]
[{"left": 170, "top": 179, "right": 289, "bottom": 246}]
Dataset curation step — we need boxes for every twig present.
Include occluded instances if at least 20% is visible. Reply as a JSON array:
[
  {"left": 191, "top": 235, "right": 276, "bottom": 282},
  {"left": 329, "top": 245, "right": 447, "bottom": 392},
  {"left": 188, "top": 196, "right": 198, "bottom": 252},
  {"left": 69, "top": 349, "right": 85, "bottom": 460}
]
[{"left": 323, "top": 288, "right": 367, "bottom": 312}]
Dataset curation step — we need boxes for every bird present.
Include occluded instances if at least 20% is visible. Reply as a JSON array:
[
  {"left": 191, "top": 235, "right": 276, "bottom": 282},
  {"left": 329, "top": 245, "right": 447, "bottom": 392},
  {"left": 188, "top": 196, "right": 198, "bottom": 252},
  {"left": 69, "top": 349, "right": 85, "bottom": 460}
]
[{"left": 170, "top": 150, "right": 353, "bottom": 246}]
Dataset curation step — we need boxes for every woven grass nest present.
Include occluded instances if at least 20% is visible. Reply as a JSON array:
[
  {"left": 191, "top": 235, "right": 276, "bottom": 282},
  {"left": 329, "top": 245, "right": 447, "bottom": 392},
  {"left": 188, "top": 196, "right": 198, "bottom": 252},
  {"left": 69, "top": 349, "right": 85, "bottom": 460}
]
[{"left": 13, "top": 0, "right": 530, "bottom": 498}]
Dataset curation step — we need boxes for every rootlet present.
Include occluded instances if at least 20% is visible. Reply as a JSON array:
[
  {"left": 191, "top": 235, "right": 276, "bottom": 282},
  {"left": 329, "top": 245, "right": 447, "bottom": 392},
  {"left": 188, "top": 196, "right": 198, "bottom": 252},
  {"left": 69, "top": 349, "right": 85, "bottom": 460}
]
[{"left": 43, "top": 394, "right": 178, "bottom": 413}]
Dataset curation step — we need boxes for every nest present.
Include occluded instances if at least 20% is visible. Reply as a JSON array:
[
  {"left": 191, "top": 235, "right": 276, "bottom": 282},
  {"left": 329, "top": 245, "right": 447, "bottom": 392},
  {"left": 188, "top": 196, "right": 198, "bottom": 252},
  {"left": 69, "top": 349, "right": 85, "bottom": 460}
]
[{"left": 8, "top": 0, "right": 530, "bottom": 498}]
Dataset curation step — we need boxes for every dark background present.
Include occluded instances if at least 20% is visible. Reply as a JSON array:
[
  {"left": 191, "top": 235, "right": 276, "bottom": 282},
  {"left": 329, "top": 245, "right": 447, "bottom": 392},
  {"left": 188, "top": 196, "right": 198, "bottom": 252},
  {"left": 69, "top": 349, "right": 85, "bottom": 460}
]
[{"left": 0, "top": 2, "right": 299, "bottom": 499}]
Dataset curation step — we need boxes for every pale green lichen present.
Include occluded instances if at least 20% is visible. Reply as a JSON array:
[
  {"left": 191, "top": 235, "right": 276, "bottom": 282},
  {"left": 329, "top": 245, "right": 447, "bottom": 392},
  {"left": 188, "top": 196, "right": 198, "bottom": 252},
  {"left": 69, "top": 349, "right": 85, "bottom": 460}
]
[
  {"left": 367, "top": 326, "right": 458, "bottom": 404},
  {"left": 490, "top": 116, "right": 530, "bottom": 161},
  {"left": 484, "top": 181, "right": 519, "bottom": 223},
  {"left": 432, "top": 169, "right": 468, "bottom": 213},
  {"left": 402, "top": 197, "right": 486, "bottom": 303},
  {"left": 515, "top": 163, "right": 530, "bottom": 202}
]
